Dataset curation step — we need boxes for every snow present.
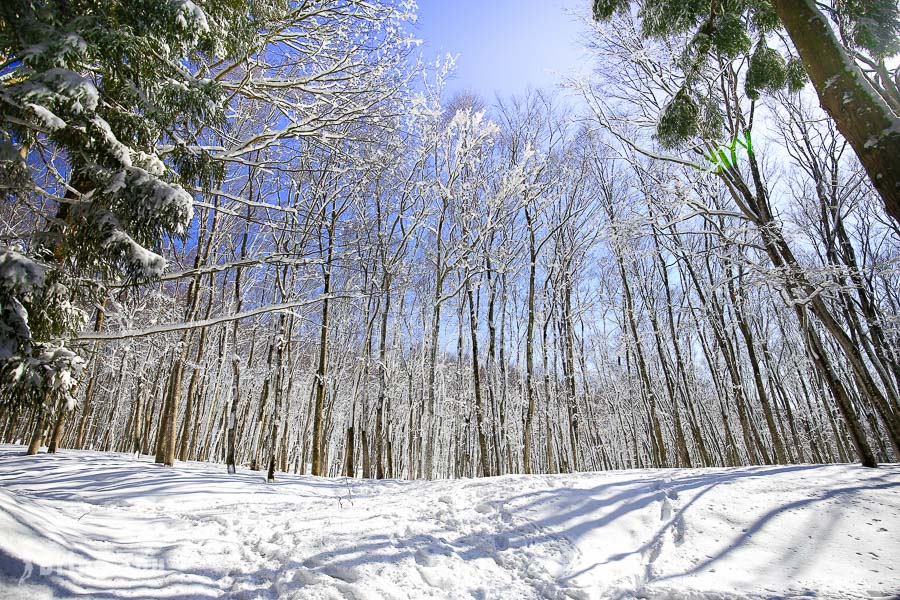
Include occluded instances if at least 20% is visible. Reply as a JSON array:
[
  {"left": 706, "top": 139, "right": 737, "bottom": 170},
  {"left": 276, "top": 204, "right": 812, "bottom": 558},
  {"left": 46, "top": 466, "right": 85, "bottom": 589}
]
[
  {"left": 37, "top": 346, "right": 85, "bottom": 408},
  {"left": 26, "top": 104, "right": 66, "bottom": 131},
  {"left": 173, "top": 0, "right": 210, "bottom": 36},
  {"left": 121, "top": 166, "right": 195, "bottom": 234},
  {"left": 0, "top": 248, "right": 45, "bottom": 295},
  {"left": 100, "top": 224, "right": 167, "bottom": 278},
  {"left": 35, "top": 69, "right": 99, "bottom": 114},
  {"left": 91, "top": 117, "right": 133, "bottom": 168},
  {"left": 0, "top": 446, "right": 898, "bottom": 599},
  {"left": 864, "top": 121, "right": 900, "bottom": 149}
]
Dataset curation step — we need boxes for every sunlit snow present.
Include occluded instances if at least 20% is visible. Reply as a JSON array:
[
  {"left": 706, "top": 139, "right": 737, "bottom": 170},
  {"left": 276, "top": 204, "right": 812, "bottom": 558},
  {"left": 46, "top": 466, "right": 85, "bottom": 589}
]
[{"left": 1, "top": 446, "right": 897, "bottom": 599}]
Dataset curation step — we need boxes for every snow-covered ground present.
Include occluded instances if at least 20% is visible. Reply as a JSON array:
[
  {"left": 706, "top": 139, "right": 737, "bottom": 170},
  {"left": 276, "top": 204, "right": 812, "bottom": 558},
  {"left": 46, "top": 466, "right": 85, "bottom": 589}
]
[{"left": 0, "top": 446, "right": 898, "bottom": 599}]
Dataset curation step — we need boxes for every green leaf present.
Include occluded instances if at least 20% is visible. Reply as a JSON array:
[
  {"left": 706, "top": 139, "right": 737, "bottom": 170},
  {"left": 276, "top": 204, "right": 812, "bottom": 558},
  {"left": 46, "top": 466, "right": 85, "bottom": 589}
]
[
  {"left": 710, "top": 13, "right": 752, "bottom": 59},
  {"left": 592, "top": 0, "right": 630, "bottom": 21},
  {"left": 835, "top": 0, "right": 900, "bottom": 59},
  {"left": 639, "top": 0, "right": 709, "bottom": 38},
  {"left": 745, "top": 43, "right": 788, "bottom": 99},
  {"left": 656, "top": 88, "right": 701, "bottom": 149},
  {"left": 786, "top": 57, "right": 809, "bottom": 93},
  {"left": 749, "top": 0, "right": 780, "bottom": 33}
]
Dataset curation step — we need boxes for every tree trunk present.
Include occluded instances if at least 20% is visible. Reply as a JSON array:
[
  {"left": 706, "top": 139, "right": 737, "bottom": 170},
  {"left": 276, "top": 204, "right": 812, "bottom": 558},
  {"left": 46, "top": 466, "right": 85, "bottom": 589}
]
[
  {"left": 374, "top": 273, "right": 391, "bottom": 480},
  {"left": 27, "top": 403, "right": 46, "bottom": 455},
  {"left": 467, "top": 282, "right": 491, "bottom": 477},
  {"left": 47, "top": 399, "right": 66, "bottom": 454},
  {"left": 266, "top": 316, "right": 286, "bottom": 483},
  {"left": 772, "top": 0, "right": 900, "bottom": 224},
  {"left": 311, "top": 204, "right": 336, "bottom": 477},
  {"left": 523, "top": 207, "right": 538, "bottom": 474}
]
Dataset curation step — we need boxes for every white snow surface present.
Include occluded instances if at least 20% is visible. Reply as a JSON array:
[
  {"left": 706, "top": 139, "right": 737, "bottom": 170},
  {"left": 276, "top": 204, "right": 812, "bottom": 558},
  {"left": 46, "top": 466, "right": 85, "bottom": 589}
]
[{"left": 0, "top": 445, "right": 898, "bottom": 600}]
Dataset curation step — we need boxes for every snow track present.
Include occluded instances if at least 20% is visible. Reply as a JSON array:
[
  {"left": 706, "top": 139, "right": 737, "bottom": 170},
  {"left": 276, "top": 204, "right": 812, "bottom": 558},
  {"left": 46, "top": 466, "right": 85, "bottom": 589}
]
[{"left": 0, "top": 446, "right": 898, "bottom": 599}]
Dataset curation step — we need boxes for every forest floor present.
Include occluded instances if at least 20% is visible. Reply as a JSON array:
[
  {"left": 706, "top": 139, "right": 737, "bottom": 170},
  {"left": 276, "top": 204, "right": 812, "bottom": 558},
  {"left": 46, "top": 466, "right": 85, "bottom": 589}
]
[{"left": 0, "top": 445, "right": 898, "bottom": 599}]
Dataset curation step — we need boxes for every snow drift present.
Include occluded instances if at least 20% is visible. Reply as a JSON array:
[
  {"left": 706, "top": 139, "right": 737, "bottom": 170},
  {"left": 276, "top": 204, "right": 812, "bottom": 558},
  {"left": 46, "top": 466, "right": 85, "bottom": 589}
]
[{"left": 0, "top": 445, "right": 897, "bottom": 599}]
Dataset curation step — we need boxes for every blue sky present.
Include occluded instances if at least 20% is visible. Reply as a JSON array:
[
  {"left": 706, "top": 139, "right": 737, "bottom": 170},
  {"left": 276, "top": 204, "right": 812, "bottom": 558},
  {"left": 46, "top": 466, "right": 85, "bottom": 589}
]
[{"left": 413, "top": 0, "right": 591, "bottom": 102}]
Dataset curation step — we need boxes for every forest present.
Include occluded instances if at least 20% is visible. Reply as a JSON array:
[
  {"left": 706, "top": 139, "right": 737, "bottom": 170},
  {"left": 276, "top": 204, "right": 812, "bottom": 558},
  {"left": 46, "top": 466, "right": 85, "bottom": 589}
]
[{"left": 1, "top": 0, "right": 899, "bottom": 484}]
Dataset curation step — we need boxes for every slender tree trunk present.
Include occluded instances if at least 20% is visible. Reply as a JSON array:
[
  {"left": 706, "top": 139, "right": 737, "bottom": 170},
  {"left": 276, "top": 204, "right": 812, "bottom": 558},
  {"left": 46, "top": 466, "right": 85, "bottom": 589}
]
[
  {"left": 226, "top": 207, "right": 251, "bottom": 474},
  {"left": 74, "top": 306, "right": 106, "bottom": 449},
  {"left": 727, "top": 272, "right": 787, "bottom": 463},
  {"left": 311, "top": 204, "right": 336, "bottom": 477},
  {"left": 466, "top": 281, "right": 491, "bottom": 476},
  {"left": 266, "top": 315, "right": 286, "bottom": 483},
  {"left": 375, "top": 273, "right": 391, "bottom": 479},
  {"left": 800, "top": 311, "right": 877, "bottom": 467},
  {"left": 523, "top": 207, "right": 538, "bottom": 474}
]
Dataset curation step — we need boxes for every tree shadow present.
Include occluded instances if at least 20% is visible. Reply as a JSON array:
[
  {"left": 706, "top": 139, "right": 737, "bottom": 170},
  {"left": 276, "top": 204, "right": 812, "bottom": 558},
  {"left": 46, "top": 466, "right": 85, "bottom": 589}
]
[{"left": 1, "top": 445, "right": 898, "bottom": 598}]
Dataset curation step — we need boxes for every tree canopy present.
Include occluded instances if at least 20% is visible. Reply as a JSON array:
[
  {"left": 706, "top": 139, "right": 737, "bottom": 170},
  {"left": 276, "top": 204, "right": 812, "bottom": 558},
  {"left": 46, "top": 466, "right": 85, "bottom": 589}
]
[{"left": 592, "top": 0, "right": 900, "bottom": 223}]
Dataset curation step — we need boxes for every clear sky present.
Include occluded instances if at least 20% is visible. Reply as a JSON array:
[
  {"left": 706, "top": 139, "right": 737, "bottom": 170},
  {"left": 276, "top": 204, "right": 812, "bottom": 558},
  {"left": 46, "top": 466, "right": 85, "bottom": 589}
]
[{"left": 413, "top": 0, "right": 591, "bottom": 102}]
